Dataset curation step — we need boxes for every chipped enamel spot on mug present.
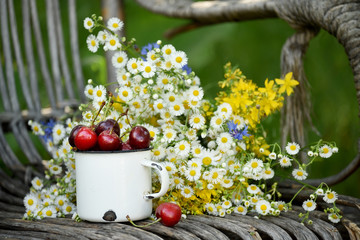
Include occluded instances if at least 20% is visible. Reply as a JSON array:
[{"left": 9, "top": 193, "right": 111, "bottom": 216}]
[
  {"left": 151, "top": 163, "right": 162, "bottom": 171},
  {"left": 103, "top": 210, "right": 117, "bottom": 221}
]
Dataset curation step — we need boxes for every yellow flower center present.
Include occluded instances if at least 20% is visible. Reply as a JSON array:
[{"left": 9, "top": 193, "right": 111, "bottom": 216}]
[
  {"left": 87, "top": 21, "right": 92, "bottom": 26},
  {"left": 250, "top": 186, "right": 257, "bottom": 191},
  {"left": 260, "top": 205, "right": 267, "bottom": 211},
  {"left": 166, "top": 166, "right": 172, "bottom": 171},
  {"left": 112, "top": 23, "right": 119, "bottom": 28},
  {"left": 174, "top": 105, "right": 180, "bottom": 111},
  {"left": 88, "top": 89, "right": 93, "bottom": 95},
  {"left": 122, "top": 91, "right": 128, "bottom": 97},
  {"left": 91, "top": 40, "right": 96, "bottom": 46},
  {"left": 150, "top": 131, "right": 155, "bottom": 138},
  {"left": 166, "top": 61, "right": 172, "bottom": 68},
  {"left": 278, "top": 204, "right": 284, "bottom": 211},
  {"left": 58, "top": 200, "right": 64, "bottom": 206},
  {"left": 265, "top": 170, "right": 272, "bottom": 174},
  {"left": 327, "top": 193, "right": 334, "bottom": 199},
  {"left": 221, "top": 108, "right": 228, "bottom": 112},
  {"left": 251, "top": 162, "right": 258, "bottom": 168},
  {"left": 175, "top": 56, "right": 182, "bottom": 63},
  {"left": 184, "top": 188, "right": 191, "bottom": 194},
  {"left": 169, "top": 96, "right": 175, "bottom": 102},
  {"left": 212, "top": 172, "right": 219, "bottom": 179},
  {"left": 36, "top": 180, "right": 41, "bottom": 186},
  {"left": 166, "top": 132, "right": 173, "bottom": 139},
  {"left": 46, "top": 210, "right": 52, "bottom": 217},
  {"left": 66, "top": 206, "right": 72, "bottom": 212},
  {"left": 323, "top": 148, "right": 329, "bottom": 154},
  {"left": 179, "top": 144, "right": 186, "bottom": 151},
  {"left": 165, "top": 49, "right": 172, "bottom": 55},
  {"left": 145, "top": 66, "right": 152, "bottom": 73},
  {"left": 195, "top": 148, "right": 201, "bottom": 155},
  {"left": 96, "top": 90, "right": 102, "bottom": 97},
  {"left": 56, "top": 129, "right": 62, "bottom": 135},
  {"left": 306, "top": 202, "right": 313, "bottom": 207},
  {"left": 215, "top": 118, "right": 222, "bottom": 125},
  {"left": 157, "top": 103, "right": 163, "bottom": 109},
  {"left": 290, "top": 145, "right": 297, "bottom": 151},
  {"left": 117, "top": 57, "right": 124, "bottom": 63},
  {"left": 221, "top": 137, "right": 228, "bottom": 143},
  {"left": 162, "top": 79, "right": 169, "bottom": 84},
  {"left": 154, "top": 150, "right": 160, "bottom": 156},
  {"left": 190, "top": 170, "right": 196, "bottom": 176},
  {"left": 237, "top": 206, "right": 244, "bottom": 212},
  {"left": 202, "top": 157, "right": 212, "bottom": 165},
  {"left": 297, "top": 171, "right": 303, "bottom": 176},
  {"left": 174, "top": 179, "right": 180, "bottom": 184},
  {"left": 194, "top": 117, "right": 200, "bottom": 124},
  {"left": 193, "top": 90, "right": 199, "bottom": 96},
  {"left": 109, "top": 39, "right": 116, "bottom": 46},
  {"left": 131, "top": 63, "right": 137, "bottom": 69},
  {"left": 28, "top": 199, "right": 34, "bottom": 205},
  {"left": 34, "top": 126, "right": 39, "bottom": 132}
]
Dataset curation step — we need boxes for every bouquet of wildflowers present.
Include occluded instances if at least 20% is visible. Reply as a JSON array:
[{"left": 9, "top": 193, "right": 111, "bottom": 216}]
[{"left": 24, "top": 15, "right": 341, "bottom": 224}]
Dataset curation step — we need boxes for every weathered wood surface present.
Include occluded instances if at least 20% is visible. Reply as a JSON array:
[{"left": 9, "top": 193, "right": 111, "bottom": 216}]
[{"left": 1, "top": 198, "right": 360, "bottom": 240}]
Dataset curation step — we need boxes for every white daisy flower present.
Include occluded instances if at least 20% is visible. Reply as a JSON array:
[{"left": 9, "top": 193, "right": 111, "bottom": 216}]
[
  {"left": 191, "top": 144, "right": 204, "bottom": 157},
  {"left": 269, "top": 152, "right": 277, "bottom": 160},
  {"left": 205, "top": 203, "right": 217, "bottom": 215},
  {"left": 162, "top": 44, "right": 176, "bottom": 58},
  {"left": 29, "top": 121, "right": 44, "bottom": 135},
  {"left": 319, "top": 145, "right": 333, "bottom": 158},
  {"left": 64, "top": 170, "right": 74, "bottom": 183},
  {"left": 256, "top": 200, "right": 271, "bottom": 215},
  {"left": 221, "top": 200, "right": 232, "bottom": 209},
  {"left": 164, "top": 92, "right": 179, "bottom": 104},
  {"left": 169, "top": 101, "right": 185, "bottom": 116},
  {"left": 216, "top": 102, "right": 232, "bottom": 119},
  {"left": 292, "top": 168, "right": 308, "bottom": 180},
  {"left": 118, "top": 86, "right": 133, "bottom": 102},
  {"left": 126, "top": 58, "right": 140, "bottom": 74},
  {"left": 234, "top": 205, "right": 247, "bottom": 215},
  {"left": 82, "top": 111, "right": 93, "bottom": 122},
  {"left": 43, "top": 206, "right": 57, "bottom": 218},
  {"left": 41, "top": 198, "right": 53, "bottom": 208},
  {"left": 153, "top": 99, "right": 166, "bottom": 113},
  {"left": 181, "top": 186, "right": 194, "bottom": 198},
  {"left": 156, "top": 73, "right": 172, "bottom": 89},
  {"left": 139, "top": 61, "right": 156, "bottom": 78},
  {"left": 210, "top": 115, "right": 225, "bottom": 130},
  {"left": 187, "top": 86, "right": 204, "bottom": 101},
  {"left": 189, "top": 113, "right": 205, "bottom": 129},
  {"left": 279, "top": 156, "right": 292, "bottom": 167},
  {"left": 188, "top": 99, "right": 202, "bottom": 110},
  {"left": 315, "top": 188, "right": 324, "bottom": 196},
  {"left": 58, "top": 142, "right": 71, "bottom": 158},
  {"left": 107, "top": 17, "right": 123, "bottom": 31},
  {"left": 199, "top": 149, "right": 220, "bottom": 167},
  {"left": 187, "top": 159, "right": 202, "bottom": 169},
  {"left": 246, "top": 158, "right": 264, "bottom": 174},
  {"left": 328, "top": 213, "right": 341, "bottom": 223},
  {"left": 129, "top": 97, "right": 144, "bottom": 112},
  {"left": 275, "top": 201, "right": 288, "bottom": 212},
  {"left": 162, "top": 128, "right": 177, "bottom": 143},
  {"left": 23, "top": 193, "right": 39, "bottom": 211},
  {"left": 285, "top": 142, "right": 300, "bottom": 155},
  {"left": 206, "top": 168, "right": 224, "bottom": 184},
  {"left": 54, "top": 195, "right": 68, "bottom": 209},
  {"left": 52, "top": 124, "right": 66, "bottom": 144},
  {"left": 247, "top": 184, "right": 260, "bottom": 195},
  {"left": 141, "top": 124, "right": 159, "bottom": 142},
  {"left": 161, "top": 59, "right": 174, "bottom": 70},
  {"left": 93, "top": 85, "right": 107, "bottom": 102},
  {"left": 171, "top": 51, "right": 188, "bottom": 68},
  {"left": 83, "top": 17, "right": 94, "bottom": 30},
  {"left": 172, "top": 176, "right": 184, "bottom": 189},
  {"left": 50, "top": 165, "right": 62, "bottom": 175},
  {"left": 174, "top": 140, "right": 191, "bottom": 157},
  {"left": 86, "top": 34, "right": 99, "bottom": 53},
  {"left": 105, "top": 34, "right": 120, "bottom": 51},
  {"left": 62, "top": 202, "right": 76, "bottom": 215},
  {"left": 146, "top": 49, "right": 160, "bottom": 65},
  {"left": 152, "top": 146, "right": 166, "bottom": 160},
  {"left": 262, "top": 168, "right": 275, "bottom": 179},
  {"left": 112, "top": 51, "right": 128, "bottom": 69},
  {"left": 302, "top": 199, "right": 316, "bottom": 211},
  {"left": 216, "top": 132, "right": 233, "bottom": 150},
  {"left": 323, "top": 190, "right": 338, "bottom": 203},
  {"left": 221, "top": 178, "right": 234, "bottom": 188},
  {"left": 185, "top": 128, "right": 198, "bottom": 141},
  {"left": 84, "top": 84, "right": 94, "bottom": 99},
  {"left": 185, "top": 167, "right": 201, "bottom": 181},
  {"left": 97, "top": 30, "right": 109, "bottom": 44},
  {"left": 163, "top": 161, "right": 177, "bottom": 175}
]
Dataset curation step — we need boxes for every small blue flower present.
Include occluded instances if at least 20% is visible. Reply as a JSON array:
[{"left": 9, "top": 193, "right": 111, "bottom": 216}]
[
  {"left": 141, "top": 42, "right": 160, "bottom": 57},
  {"left": 227, "top": 120, "right": 250, "bottom": 140},
  {"left": 182, "top": 64, "right": 192, "bottom": 75}
]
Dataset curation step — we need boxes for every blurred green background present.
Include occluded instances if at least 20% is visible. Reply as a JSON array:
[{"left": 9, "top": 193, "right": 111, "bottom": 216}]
[{"left": 2, "top": 0, "right": 360, "bottom": 198}]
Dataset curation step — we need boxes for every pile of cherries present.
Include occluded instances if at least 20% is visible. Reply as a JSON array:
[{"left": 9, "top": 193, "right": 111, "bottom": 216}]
[{"left": 69, "top": 118, "right": 151, "bottom": 151}]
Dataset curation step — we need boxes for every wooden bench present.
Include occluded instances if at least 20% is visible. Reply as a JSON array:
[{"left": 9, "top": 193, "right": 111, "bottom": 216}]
[{"left": 1, "top": 0, "right": 360, "bottom": 239}]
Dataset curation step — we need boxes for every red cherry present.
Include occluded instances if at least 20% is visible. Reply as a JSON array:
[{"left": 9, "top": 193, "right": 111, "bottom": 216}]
[
  {"left": 68, "top": 125, "right": 84, "bottom": 147},
  {"left": 155, "top": 203, "right": 182, "bottom": 227},
  {"left": 129, "top": 126, "right": 151, "bottom": 149},
  {"left": 98, "top": 130, "right": 121, "bottom": 151},
  {"left": 120, "top": 141, "right": 132, "bottom": 150},
  {"left": 74, "top": 127, "right": 98, "bottom": 151},
  {"left": 95, "top": 119, "right": 120, "bottom": 136}
]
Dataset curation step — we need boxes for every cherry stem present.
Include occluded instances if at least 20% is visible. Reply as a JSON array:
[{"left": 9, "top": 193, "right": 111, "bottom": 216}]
[
  {"left": 126, "top": 215, "right": 161, "bottom": 228},
  {"left": 91, "top": 101, "right": 106, "bottom": 127}
]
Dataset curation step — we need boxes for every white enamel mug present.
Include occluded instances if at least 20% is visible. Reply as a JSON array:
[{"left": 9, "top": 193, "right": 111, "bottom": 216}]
[{"left": 75, "top": 149, "right": 169, "bottom": 222}]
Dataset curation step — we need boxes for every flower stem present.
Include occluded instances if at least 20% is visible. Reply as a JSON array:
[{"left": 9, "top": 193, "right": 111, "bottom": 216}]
[{"left": 126, "top": 215, "right": 161, "bottom": 227}]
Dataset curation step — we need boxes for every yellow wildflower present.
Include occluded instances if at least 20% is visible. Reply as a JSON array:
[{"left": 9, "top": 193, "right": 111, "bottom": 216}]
[{"left": 275, "top": 72, "right": 299, "bottom": 96}]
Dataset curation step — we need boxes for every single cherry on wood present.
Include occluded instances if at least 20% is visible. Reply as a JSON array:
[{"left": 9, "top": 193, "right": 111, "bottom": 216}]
[{"left": 155, "top": 202, "right": 182, "bottom": 227}]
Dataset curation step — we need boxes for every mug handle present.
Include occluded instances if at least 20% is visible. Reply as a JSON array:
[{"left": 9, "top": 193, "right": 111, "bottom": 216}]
[{"left": 141, "top": 160, "right": 170, "bottom": 200}]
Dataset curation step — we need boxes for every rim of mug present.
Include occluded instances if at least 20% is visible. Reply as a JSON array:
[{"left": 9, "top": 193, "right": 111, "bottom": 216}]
[{"left": 74, "top": 147, "right": 153, "bottom": 154}]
